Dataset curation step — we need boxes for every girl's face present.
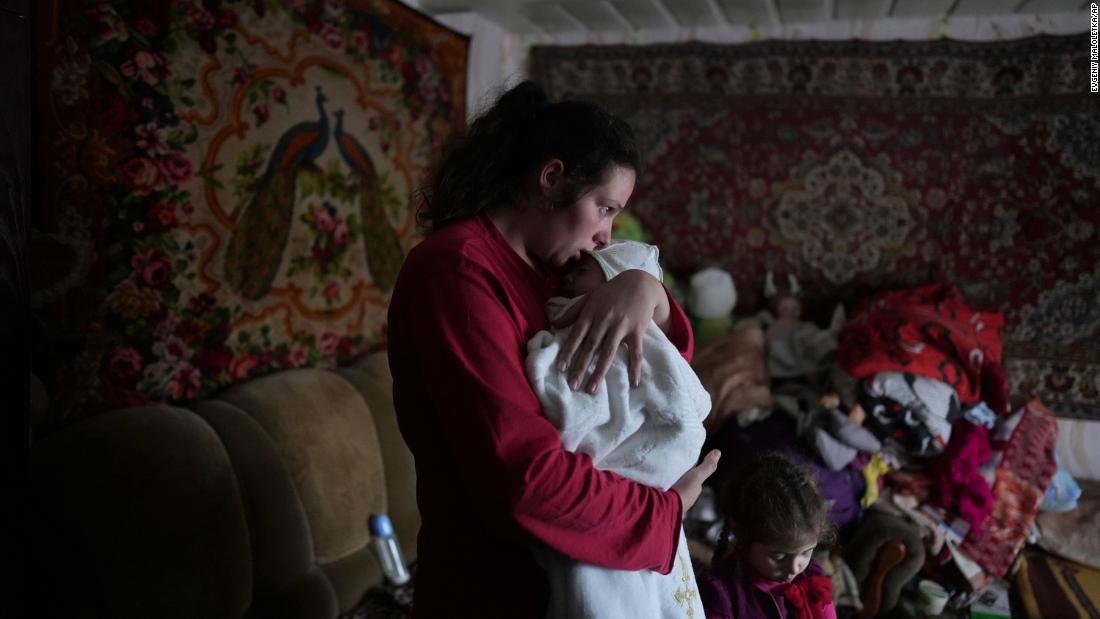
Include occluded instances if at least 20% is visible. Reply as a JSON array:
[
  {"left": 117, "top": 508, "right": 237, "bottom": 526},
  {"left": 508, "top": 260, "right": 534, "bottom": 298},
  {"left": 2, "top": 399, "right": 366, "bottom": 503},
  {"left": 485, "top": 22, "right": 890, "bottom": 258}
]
[
  {"left": 534, "top": 165, "right": 634, "bottom": 269},
  {"left": 742, "top": 531, "right": 818, "bottom": 583}
]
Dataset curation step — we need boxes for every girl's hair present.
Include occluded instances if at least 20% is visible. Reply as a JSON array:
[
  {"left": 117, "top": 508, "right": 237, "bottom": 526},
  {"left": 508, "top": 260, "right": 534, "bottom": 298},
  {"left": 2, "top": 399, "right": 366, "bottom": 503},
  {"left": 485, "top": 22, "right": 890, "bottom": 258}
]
[
  {"left": 712, "top": 453, "right": 835, "bottom": 566},
  {"left": 417, "top": 80, "right": 640, "bottom": 233}
]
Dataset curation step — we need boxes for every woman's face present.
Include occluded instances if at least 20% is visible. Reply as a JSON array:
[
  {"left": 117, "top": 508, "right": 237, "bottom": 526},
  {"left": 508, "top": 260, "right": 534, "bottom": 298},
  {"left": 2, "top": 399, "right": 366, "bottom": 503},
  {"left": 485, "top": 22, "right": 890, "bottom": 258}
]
[
  {"left": 534, "top": 165, "right": 635, "bottom": 269},
  {"left": 742, "top": 532, "right": 817, "bottom": 583}
]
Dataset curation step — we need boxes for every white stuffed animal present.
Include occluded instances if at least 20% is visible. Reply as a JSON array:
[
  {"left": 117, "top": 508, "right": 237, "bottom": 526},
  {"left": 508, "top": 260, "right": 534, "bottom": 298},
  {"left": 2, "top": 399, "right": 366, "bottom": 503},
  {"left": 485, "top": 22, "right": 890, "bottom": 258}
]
[{"left": 687, "top": 267, "right": 736, "bottom": 345}]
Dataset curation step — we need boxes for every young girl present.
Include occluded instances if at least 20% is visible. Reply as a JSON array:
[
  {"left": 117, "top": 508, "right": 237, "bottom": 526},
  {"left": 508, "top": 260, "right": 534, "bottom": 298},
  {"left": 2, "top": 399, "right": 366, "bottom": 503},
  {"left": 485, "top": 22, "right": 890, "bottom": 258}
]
[{"left": 699, "top": 453, "right": 837, "bottom": 619}]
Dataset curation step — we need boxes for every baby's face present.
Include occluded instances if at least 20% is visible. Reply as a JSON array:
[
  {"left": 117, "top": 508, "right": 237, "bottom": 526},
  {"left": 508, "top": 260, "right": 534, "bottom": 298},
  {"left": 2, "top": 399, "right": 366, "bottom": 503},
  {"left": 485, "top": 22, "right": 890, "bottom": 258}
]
[{"left": 563, "top": 254, "right": 606, "bottom": 296}]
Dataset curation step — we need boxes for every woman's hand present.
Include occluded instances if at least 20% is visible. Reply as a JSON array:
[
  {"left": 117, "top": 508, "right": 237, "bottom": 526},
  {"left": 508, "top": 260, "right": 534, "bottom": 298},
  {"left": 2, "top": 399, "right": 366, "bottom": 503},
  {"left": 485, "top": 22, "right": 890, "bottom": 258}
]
[
  {"left": 672, "top": 449, "right": 721, "bottom": 514},
  {"left": 552, "top": 269, "right": 670, "bottom": 393}
]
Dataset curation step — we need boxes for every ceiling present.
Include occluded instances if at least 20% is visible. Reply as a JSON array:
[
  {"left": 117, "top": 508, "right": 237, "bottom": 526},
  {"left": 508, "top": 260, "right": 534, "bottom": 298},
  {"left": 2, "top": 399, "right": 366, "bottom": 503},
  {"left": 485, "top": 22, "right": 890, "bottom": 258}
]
[{"left": 417, "top": 0, "right": 1089, "bottom": 36}]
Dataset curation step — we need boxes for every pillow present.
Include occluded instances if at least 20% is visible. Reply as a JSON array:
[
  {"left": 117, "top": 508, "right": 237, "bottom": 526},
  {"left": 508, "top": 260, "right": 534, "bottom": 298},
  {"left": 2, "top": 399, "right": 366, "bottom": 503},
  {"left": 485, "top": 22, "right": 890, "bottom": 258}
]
[
  {"left": 1036, "top": 479, "right": 1100, "bottom": 570},
  {"left": 1056, "top": 418, "right": 1100, "bottom": 481}
]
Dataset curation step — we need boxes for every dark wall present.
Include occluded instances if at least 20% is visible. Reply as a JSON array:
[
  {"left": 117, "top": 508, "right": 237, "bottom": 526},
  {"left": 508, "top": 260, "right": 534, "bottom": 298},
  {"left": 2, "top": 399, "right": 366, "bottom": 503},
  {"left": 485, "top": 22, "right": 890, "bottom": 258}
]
[{"left": 1, "top": 0, "right": 31, "bottom": 615}]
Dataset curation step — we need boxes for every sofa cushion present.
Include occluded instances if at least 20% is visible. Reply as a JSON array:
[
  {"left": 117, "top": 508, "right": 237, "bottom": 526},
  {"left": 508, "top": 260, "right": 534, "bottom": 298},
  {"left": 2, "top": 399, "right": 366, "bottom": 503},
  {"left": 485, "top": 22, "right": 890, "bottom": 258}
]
[
  {"left": 1036, "top": 479, "right": 1100, "bottom": 570},
  {"left": 30, "top": 405, "right": 251, "bottom": 618},
  {"left": 212, "top": 368, "right": 385, "bottom": 612},
  {"left": 321, "top": 545, "right": 379, "bottom": 611},
  {"left": 1056, "top": 418, "right": 1100, "bottom": 481},
  {"left": 340, "top": 352, "right": 419, "bottom": 565},
  {"left": 192, "top": 399, "right": 339, "bottom": 617}
]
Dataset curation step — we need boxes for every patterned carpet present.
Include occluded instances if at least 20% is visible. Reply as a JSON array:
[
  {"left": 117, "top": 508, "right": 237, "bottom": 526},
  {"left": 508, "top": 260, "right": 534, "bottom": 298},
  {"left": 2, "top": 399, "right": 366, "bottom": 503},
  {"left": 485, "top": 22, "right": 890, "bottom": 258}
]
[{"left": 530, "top": 35, "right": 1100, "bottom": 419}]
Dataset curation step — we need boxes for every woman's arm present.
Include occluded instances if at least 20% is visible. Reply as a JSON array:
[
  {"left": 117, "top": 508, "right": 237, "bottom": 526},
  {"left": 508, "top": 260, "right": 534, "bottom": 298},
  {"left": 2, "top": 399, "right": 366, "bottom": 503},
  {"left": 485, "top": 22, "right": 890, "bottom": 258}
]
[
  {"left": 392, "top": 256, "right": 685, "bottom": 573},
  {"left": 552, "top": 269, "right": 692, "bottom": 394}
]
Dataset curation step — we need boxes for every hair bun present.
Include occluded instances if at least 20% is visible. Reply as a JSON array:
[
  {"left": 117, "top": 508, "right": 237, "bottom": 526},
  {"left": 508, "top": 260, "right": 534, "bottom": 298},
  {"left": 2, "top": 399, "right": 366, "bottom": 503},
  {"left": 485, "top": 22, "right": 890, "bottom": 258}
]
[
  {"left": 475, "top": 80, "right": 550, "bottom": 135},
  {"left": 495, "top": 81, "right": 549, "bottom": 115},
  {"left": 420, "top": 80, "right": 637, "bottom": 233}
]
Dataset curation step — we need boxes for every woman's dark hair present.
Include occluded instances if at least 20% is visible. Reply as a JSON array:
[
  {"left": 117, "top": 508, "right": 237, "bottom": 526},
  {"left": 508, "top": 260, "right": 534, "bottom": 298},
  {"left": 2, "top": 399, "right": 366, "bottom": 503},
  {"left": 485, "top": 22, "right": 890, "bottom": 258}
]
[
  {"left": 712, "top": 452, "right": 835, "bottom": 566},
  {"left": 417, "top": 80, "right": 640, "bottom": 233}
]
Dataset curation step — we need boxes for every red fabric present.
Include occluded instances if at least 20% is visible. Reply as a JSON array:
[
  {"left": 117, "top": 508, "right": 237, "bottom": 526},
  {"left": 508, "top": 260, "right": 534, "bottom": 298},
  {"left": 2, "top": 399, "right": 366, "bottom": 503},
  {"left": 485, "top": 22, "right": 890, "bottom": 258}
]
[
  {"left": 959, "top": 399, "right": 1059, "bottom": 578},
  {"left": 782, "top": 574, "right": 835, "bottom": 619},
  {"left": 929, "top": 420, "right": 994, "bottom": 537},
  {"left": 387, "top": 214, "right": 693, "bottom": 618},
  {"left": 885, "top": 470, "right": 934, "bottom": 502},
  {"left": 837, "top": 284, "right": 1010, "bottom": 414},
  {"left": 701, "top": 555, "right": 834, "bottom": 619}
]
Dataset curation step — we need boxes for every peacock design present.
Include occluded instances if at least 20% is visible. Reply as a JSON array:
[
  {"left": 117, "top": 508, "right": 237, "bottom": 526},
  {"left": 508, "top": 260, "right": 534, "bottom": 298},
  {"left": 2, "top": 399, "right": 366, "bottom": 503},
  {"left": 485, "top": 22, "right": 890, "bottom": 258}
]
[
  {"left": 225, "top": 86, "right": 331, "bottom": 300},
  {"left": 333, "top": 108, "right": 404, "bottom": 292}
]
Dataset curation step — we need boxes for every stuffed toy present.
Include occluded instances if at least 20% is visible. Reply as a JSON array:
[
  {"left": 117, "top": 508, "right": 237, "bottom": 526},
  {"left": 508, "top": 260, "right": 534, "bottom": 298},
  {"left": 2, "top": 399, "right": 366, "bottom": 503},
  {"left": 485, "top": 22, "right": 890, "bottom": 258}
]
[
  {"left": 757, "top": 272, "right": 845, "bottom": 379},
  {"left": 610, "top": 211, "right": 647, "bottom": 243},
  {"left": 692, "top": 325, "right": 774, "bottom": 431},
  {"left": 686, "top": 267, "right": 773, "bottom": 431},
  {"left": 804, "top": 402, "right": 883, "bottom": 472},
  {"left": 687, "top": 267, "right": 736, "bottom": 346}
]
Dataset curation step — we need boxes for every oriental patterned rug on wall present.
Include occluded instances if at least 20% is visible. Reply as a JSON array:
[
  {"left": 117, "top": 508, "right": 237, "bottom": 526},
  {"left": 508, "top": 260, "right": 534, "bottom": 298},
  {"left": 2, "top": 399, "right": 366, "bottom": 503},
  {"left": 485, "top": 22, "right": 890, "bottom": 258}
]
[
  {"left": 530, "top": 34, "right": 1100, "bottom": 420},
  {"left": 33, "top": 0, "right": 466, "bottom": 423}
]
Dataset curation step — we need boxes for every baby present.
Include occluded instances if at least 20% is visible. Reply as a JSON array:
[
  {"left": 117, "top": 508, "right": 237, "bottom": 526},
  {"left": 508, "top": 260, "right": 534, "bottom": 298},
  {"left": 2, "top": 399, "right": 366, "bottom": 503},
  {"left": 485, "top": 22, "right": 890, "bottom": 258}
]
[{"left": 526, "top": 240, "right": 711, "bottom": 619}]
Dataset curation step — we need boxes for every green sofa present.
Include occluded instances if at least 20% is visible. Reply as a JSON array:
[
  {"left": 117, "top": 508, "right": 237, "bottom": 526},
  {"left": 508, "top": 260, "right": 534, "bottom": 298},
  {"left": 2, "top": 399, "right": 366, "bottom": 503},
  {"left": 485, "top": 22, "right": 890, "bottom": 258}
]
[{"left": 29, "top": 352, "right": 417, "bottom": 618}]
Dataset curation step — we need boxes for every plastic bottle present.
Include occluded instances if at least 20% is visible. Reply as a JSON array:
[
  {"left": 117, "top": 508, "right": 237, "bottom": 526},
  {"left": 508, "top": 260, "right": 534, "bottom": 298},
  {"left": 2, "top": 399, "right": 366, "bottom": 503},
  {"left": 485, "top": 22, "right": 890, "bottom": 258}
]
[{"left": 368, "top": 513, "right": 410, "bottom": 586}]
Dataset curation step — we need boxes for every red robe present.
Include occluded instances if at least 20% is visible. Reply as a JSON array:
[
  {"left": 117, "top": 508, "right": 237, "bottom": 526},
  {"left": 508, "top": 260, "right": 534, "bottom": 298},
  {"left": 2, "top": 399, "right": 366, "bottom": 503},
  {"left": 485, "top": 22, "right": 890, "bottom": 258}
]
[{"left": 388, "top": 214, "right": 694, "bottom": 618}]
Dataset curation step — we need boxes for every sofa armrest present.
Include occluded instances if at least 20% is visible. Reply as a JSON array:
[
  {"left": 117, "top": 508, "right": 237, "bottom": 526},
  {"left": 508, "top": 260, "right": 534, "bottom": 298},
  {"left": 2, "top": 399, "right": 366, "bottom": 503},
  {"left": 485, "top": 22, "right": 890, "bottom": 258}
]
[
  {"left": 30, "top": 406, "right": 252, "bottom": 618},
  {"left": 856, "top": 538, "right": 907, "bottom": 619},
  {"left": 211, "top": 368, "right": 385, "bottom": 614},
  {"left": 843, "top": 509, "right": 926, "bottom": 616}
]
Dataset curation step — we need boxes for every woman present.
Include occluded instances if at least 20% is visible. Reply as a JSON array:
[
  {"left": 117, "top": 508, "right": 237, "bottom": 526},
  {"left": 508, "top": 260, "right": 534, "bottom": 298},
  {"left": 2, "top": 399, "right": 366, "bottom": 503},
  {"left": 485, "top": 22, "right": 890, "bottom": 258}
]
[{"left": 387, "top": 81, "right": 720, "bottom": 617}]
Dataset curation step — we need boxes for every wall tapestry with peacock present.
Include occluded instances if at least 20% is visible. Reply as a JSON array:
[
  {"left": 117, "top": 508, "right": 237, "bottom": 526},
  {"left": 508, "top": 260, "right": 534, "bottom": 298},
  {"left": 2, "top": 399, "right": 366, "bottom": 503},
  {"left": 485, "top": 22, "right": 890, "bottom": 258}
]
[{"left": 34, "top": 0, "right": 467, "bottom": 422}]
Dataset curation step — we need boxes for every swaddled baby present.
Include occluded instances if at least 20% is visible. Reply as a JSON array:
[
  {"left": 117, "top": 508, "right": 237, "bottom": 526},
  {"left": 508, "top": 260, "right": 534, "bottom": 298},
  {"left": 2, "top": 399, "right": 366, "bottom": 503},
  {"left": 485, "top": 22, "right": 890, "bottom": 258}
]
[{"left": 526, "top": 240, "right": 711, "bottom": 619}]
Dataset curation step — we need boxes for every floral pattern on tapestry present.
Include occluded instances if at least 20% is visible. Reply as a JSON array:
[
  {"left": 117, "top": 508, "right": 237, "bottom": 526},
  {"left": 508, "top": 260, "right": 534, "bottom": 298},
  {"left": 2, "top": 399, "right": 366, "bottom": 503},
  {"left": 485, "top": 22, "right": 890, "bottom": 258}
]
[
  {"left": 530, "top": 35, "right": 1099, "bottom": 418},
  {"left": 35, "top": 0, "right": 467, "bottom": 422}
]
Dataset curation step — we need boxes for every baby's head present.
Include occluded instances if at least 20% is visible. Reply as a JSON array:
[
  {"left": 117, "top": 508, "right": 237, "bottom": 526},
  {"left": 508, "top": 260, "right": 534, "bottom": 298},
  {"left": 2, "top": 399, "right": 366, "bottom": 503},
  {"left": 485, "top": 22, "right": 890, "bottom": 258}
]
[
  {"left": 563, "top": 240, "right": 663, "bottom": 297},
  {"left": 716, "top": 453, "right": 833, "bottom": 583},
  {"left": 563, "top": 253, "right": 607, "bottom": 296}
]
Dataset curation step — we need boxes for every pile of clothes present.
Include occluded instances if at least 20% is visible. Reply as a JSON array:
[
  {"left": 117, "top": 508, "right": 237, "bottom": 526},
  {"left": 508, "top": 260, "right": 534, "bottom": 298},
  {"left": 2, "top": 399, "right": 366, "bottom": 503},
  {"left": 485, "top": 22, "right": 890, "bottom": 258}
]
[
  {"left": 836, "top": 284, "right": 1014, "bottom": 538},
  {"left": 690, "top": 282, "right": 1068, "bottom": 617}
]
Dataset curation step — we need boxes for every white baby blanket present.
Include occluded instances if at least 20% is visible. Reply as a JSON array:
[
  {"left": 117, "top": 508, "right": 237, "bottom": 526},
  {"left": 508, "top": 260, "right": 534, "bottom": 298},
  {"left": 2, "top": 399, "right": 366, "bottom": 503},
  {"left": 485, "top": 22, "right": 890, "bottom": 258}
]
[{"left": 526, "top": 301, "right": 711, "bottom": 619}]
